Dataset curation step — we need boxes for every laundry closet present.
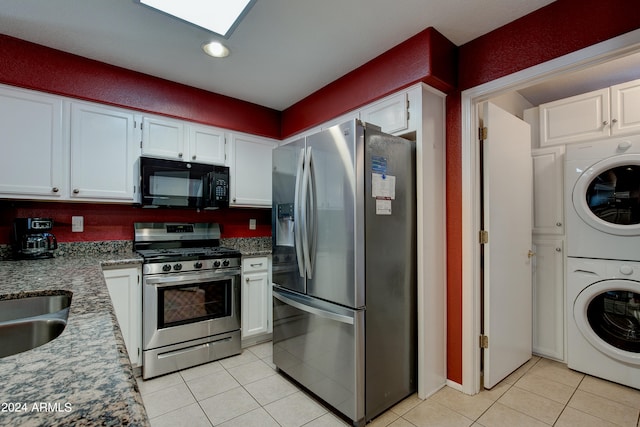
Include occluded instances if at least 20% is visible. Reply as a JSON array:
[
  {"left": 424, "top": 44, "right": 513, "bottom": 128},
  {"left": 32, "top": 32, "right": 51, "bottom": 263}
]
[{"left": 521, "top": 77, "right": 640, "bottom": 388}]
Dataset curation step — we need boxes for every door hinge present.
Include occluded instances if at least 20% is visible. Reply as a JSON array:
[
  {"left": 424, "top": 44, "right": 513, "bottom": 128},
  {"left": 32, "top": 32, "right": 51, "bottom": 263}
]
[
  {"left": 479, "top": 230, "right": 489, "bottom": 244},
  {"left": 479, "top": 127, "right": 488, "bottom": 140},
  {"left": 479, "top": 335, "right": 489, "bottom": 349}
]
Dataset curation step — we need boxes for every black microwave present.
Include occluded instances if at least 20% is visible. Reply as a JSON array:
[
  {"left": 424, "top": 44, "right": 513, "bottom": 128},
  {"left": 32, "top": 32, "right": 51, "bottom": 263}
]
[{"left": 139, "top": 157, "right": 229, "bottom": 209}]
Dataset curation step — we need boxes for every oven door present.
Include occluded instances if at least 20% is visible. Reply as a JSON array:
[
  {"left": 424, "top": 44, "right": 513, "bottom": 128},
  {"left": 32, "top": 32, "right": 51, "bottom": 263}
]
[{"left": 143, "top": 269, "right": 240, "bottom": 350}]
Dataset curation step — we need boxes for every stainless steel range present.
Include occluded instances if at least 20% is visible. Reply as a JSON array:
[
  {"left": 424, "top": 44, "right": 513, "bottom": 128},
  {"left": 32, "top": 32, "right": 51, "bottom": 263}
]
[{"left": 134, "top": 222, "right": 242, "bottom": 379}]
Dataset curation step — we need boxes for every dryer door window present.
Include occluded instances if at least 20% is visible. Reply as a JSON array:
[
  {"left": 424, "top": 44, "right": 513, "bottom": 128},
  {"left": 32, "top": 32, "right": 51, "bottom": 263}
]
[
  {"left": 586, "top": 165, "right": 640, "bottom": 226},
  {"left": 573, "top": 154, "right": 640, "bottom": 236},
  {"left": 587, "top": 290, "right": 640, "bottom": 353}
]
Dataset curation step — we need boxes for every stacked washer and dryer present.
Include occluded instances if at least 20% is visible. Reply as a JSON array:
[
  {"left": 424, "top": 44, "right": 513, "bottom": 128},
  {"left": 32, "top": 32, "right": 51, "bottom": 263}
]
[{"left": 565, "top": 134, "right": 640, "bottom": 388}]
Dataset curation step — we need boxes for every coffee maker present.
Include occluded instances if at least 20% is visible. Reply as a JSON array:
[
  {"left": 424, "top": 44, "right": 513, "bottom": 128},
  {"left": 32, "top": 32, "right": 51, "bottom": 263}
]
[{"left": 12, "top": 218, "right": 58, "bottom": 259}]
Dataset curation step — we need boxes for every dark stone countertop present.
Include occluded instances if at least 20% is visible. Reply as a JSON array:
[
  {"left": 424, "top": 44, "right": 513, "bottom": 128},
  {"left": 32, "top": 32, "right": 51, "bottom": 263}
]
[{"left": 0, "top": 253, "right": 149, "bottom": 427}]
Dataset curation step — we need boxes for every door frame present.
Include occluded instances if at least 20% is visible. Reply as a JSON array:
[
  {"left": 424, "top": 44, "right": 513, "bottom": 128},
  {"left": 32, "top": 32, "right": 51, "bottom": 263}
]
[{"left": 460, "top": 28, "right": 640, "bottom": 395}]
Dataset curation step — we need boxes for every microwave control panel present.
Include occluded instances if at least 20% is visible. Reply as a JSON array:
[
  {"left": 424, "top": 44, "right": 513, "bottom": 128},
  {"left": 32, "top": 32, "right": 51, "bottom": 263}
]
[{"left": 210, "top": 167, "right": 229, "bottom": 204}]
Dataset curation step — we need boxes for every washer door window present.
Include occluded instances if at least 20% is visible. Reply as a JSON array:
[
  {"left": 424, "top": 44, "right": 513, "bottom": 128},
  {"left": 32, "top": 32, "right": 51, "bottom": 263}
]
[
  {"left": 573, "top": 154, "right": 640, "bottom": 236},
  {"left": 574, "top": 280, "right": 640, "bottom": 364}
]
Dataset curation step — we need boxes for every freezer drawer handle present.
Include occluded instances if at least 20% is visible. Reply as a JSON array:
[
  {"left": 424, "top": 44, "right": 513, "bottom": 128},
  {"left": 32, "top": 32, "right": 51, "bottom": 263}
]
[{"left": 274, "top": 291, "right": 354, "bottom": 325}]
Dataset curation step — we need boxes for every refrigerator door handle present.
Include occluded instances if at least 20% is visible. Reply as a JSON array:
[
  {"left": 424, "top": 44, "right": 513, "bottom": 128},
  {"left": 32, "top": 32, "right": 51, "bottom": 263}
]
[
  {"left": 301, "top": 147, "right": 312, "bottom": 277},
  {"left": 294, "top": 148, "right": 306, "bottom": 278},
  {"left": 273, "top": 289, "right": 355, "bottom": 325},
  {"left": 306, "top": 147, "right": 318, "bottom": 277}
]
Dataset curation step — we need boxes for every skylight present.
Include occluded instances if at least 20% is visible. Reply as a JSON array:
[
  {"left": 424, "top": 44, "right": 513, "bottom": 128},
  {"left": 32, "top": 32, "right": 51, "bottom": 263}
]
[{"left": 140, "top": 0, "right": 255, "bottom": 38}]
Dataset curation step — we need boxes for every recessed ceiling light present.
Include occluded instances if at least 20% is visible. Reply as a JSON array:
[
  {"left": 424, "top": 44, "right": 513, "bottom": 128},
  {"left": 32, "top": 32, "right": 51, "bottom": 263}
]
[
  {"left": 139, "top": 0, "right": 255, "bottom": 38},
  {"left": 202, "top": 41, "right": 230, "bottom": 58}
]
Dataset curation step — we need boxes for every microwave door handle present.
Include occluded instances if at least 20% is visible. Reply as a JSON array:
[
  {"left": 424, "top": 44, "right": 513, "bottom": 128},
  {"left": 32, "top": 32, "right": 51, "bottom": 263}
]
[{"left": 294, "top": 148, "right": 306, "bottom": 278}]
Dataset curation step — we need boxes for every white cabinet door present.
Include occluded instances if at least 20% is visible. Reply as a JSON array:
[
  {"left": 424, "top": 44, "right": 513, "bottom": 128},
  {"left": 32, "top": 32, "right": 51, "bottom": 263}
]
[
  {"left": 611, "top": 78, "right": 640, "bottom": 136},
  {"left": 70, "top": 103, "right": 138, "bottom": 201},
  {"left": 532, "top": 238, "right": 564, "bottom": 361},
  {"left": 188, "top": 124, "right": 226, "bottom": 165},
  {"left": 229, "top": 134, "right": 278, "bottom": 207},
  {"left": 103, "top": 266, "right": 142, "bottom": 367},
  {"left": 539, "top": 88, "right": 610, "bottom": 146},
  {"left": 532, "top": 146, "right": 564, "bottom": 235},
  {"left": 0, "top": 86, "right": 65, "bottom": 198},
  {"left": 141, "top": 116, "right": 185, "bottom": 160},
  {"left": 360, "top": 92, "right": 409, "bottom": 134},
  {"left": 241, "top": 256, "right": 271, "bottom": 339}
]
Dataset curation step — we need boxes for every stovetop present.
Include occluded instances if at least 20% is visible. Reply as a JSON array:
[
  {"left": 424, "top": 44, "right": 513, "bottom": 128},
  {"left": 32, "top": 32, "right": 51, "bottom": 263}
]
[{"left": 136, "top": 246, "right": 241, "bottom": 263}]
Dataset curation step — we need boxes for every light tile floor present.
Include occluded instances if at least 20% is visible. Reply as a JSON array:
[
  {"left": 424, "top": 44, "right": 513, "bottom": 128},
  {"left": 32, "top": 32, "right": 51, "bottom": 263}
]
[{"left": 137, "top": 342, "right": 640, "bottom": 426}]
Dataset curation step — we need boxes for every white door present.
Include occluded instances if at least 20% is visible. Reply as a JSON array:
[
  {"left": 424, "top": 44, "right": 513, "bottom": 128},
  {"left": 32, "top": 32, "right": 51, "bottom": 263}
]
[{"left": 481, "top": 102, "right": 533, "bottom": 389}]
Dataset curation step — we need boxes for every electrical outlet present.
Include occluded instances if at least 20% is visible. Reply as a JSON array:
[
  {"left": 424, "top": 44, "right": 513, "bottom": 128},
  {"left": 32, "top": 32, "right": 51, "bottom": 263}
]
[
  {"left": 249, "top": 219, "right": 256, "bottom": 230},
  {"left": 72, "top": 216, "right": 84, "bottom": 232}
]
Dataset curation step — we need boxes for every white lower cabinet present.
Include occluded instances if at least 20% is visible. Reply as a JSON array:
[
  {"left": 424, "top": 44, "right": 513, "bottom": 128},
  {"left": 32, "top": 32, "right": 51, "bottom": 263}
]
[
  {"left": 241, "top": 256, "right": 272, "bottom": 343},
  {"left": 532, "top": 237, "right": 564, "bottom": 361},
  {"left": 103, "top": 265, "right": 142, "bottom": 367}
]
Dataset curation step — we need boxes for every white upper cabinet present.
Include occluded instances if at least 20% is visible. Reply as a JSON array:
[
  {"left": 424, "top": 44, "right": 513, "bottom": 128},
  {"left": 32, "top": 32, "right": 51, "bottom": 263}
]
[
  {"left": 532, "top": 146, "right": 564, "bottom": 235},
  {"left": 539, "top": 88, "right": 610, "bottom": 146},
  {"left": 141, "top": 115, "right": 226, "bottom": 165},
  {"left": 360, "top": 92, "right": 409, "bottom": 135},
  {"left": 611, "top": 79, "right": 640, "bottom": 136},
  {"left": 0, "top": 86, "right": 65, "bottom": 198},
  {"left": 188, "top": 124, "right": 226, "bottom": 164},
  {"left": 228, "top": 133, "right": 278, "bottom": 207},
  {"left": 539, "top": 78, "right": 640, "bottom": 146},
  {"left": 141, "top": 116, "right": 184, "bottom": 160},
  {"left": 70, "top": 102, "right": 138, "bottom": 201}
]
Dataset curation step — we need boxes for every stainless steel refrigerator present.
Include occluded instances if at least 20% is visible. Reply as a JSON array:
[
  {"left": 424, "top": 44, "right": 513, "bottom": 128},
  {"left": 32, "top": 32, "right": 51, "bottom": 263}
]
[{"left": 272, "top": 119, "right": 416, "bottom": 426}]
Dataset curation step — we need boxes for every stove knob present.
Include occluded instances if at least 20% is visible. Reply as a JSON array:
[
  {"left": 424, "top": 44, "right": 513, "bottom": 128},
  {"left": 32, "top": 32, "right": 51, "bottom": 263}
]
[
  {"left": 223, "top": 259, "right": 230, "bottom": 267},
  {"left": 213, "top": 260, "right": 221, "bottom": 268},
  {"left": 194, "top": 261, "right": 203, "bottom": 269},
  {"left": 173, "top": 263, "right": 182, "bottom": 271},
  {"left": 162, "top": 264, "right": 171, "bottom": 272}
]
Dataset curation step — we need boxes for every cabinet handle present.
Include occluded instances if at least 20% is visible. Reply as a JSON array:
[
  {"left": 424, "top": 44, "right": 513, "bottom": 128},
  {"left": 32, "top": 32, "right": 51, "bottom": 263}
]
[
  {"left": 73, "top": 189, "right": 80, "bottom": 194},
  {"left": 612, "top": 118, "right": 618, "bottom": 124},
  {"left": 603, "top": 120, "right": 609, "bottom": 126},
  {"left": 52, "top": 187, "right": 59, "bottom": 193},
  {"left": 245, "top": 277, "right": 250, "bottom": 283},
  {"left": 556, "top": 247, "right": 562, "bottom": 252},
  {"left": 178, "top": 152, "right": 183, "bottom": 158},
  {"left": 192, "top": 155, "right": 197, "bottom": 160},
  {"left": 556, "top": 222, "right": 562, "bottom": 227},
  {"left": 250, "top": 263, "right": 264, "bottom": 268}
]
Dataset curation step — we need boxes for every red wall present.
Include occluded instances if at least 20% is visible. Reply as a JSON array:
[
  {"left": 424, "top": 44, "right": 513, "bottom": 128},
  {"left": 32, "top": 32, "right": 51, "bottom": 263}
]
[
  {"left": 0, "top": 201, "right": 271, "bottom": 244},
  {"left": 281, "top": 27, "right": 457, "bottom": 137},
  {"left": 446, "top": 0, "right": 640, "bottom": 384},
  {"left": 0, "top": 35, "right": 280, "bottom": 138}
]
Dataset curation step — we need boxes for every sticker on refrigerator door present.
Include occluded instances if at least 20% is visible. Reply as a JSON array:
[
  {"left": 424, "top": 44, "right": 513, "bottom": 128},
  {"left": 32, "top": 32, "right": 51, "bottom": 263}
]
[
  {"left": 371, "top": 156, "right": 388, "bottom": 174},
  {"left": 372, "top": 173, "right": 395, "bottom": 199}
]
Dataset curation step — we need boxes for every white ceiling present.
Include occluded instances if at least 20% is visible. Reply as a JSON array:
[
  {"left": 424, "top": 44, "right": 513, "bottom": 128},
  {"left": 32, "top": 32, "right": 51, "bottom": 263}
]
[{"left": 0, "top": 0, "right": 560, "bottom": 111}]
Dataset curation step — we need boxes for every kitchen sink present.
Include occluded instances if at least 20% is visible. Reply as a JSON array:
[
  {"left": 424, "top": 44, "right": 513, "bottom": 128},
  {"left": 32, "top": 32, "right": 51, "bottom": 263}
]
[
  {"left": 0, "top": 293, "right": 71, "bottom": 358},
  {"left": 0, "top": 318, "right": 67, "bottom": 358},
  {"left": 0, "top": 294, "right": 70, "bottom": 322}
]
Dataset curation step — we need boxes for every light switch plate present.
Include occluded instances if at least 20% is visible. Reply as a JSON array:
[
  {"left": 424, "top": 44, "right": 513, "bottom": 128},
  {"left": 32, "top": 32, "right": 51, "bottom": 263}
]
[
  {"left": 72, "top": 216, "right": 84, "bottom": 232},
  {"left": 249, "top": 219, "right": 256, "bottom": 230}
]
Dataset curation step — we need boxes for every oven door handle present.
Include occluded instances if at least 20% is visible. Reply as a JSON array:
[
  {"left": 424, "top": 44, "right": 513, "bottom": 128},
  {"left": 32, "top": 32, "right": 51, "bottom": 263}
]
[{"left": 145, "top": 270, "right": 240, "bottom": 287}]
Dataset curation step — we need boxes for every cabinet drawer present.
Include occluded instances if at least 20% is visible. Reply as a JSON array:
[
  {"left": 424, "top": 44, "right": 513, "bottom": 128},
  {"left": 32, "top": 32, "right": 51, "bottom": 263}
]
[{"left": 243, "top": 256, "right": 268, "bottom": 273}]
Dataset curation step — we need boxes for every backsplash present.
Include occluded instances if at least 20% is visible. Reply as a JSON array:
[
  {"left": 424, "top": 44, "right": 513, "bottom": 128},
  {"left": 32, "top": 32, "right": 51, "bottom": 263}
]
[{"left": 0, "top": 237, "right": 272, "bottom": 261}]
